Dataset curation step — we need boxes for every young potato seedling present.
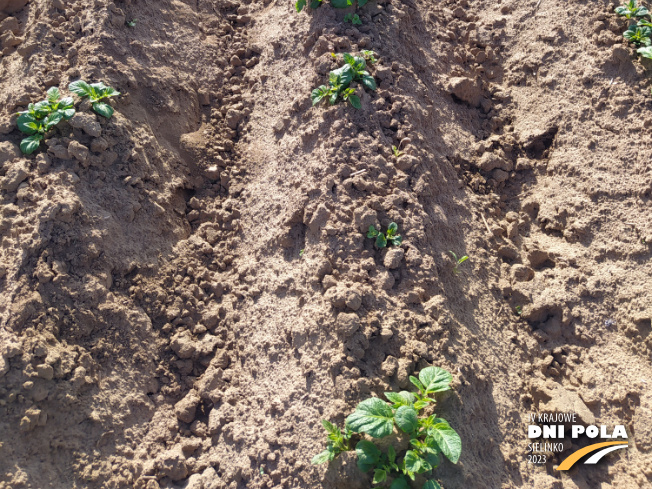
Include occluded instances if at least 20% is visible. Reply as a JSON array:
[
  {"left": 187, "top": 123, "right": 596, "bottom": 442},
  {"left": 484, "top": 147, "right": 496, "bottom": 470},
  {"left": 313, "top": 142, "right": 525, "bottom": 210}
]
[
  {"left": 344, "top": 13, "right": 362, "bottom": 24},
  {"left": 296, "top": 0, "right": 368, "bottom": 13},
  {"left": 448, "top": 251, "right": 469, "bottom": 275},
  {"left": 361, "top": 50, "right": 378, "bottom": 64},
  {"left": 311, "top": 53, "right": 377, "bottom": 109},
  {"left": 615, "top": 0, "right": 650, "bottom": 18},
  {"left": 69, "top": 80, "right": 121, "bottom": 119},
  {"left": 392, "top": 145, "right": 404, "bottom": 158},
  {"left": 624, "top": 24, "right": 652, "bottom": 45},
  {"left": 15, "top": 87, "right": 76, "bottom": 154},
  {"left": 126, "top": 18, "right": 137, "bottom": 27},
  {"left": 312, "top": 366, "right": 461, "bottom": 489},
  {"left": 367, "top": 222, "right": 402, "bottom": 248}
]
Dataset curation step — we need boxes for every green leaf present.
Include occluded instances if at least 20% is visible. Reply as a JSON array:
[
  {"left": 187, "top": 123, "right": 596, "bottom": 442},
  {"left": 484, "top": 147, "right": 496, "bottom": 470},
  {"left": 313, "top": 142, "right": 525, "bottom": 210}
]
[
  {"left": 355, "top": 440, "right": 381, "bottom": 472},
  {"left": 388, "top": 445, "right": 396, "bottom": 463},
  {"left": 33, "top": 101, "right": 51, "bottom": 118},
  {"left": 331, "top": 0, "right": 351, "bottom": 7},
  {"left": 295, "top": 0, "right": 306, "bottom": 11},
  {"left": 69, "top": 80, "right": 93, "bottom": 97},
  {"left": 348, "top": 94, "right": 361, "bottom": 109},
  {"left": 419, "top": 367, "right": 453, "bottom": 395},
  {"left": 20, "top": 134, "right": 42, "bottom": 155},
  {"left": 353, "top": 56, "right": 366, "bottom": 70},
  {"left": 92, "top": 102, "right": 114, "bottom": 118},
  {"left": 61, "top": 108, "right": 76, "bottom": 120},
  {"left": 638, "top": 46, "right": 652, "bottom": 58},
  {"left": 331, "top": 64, "right": 354, "bottom": 85},
  {"left": 362, "top": 74, "right": 377, "bottom": 90},
  {"left": 343, "top": 53, "right": 356, "bottom": 66},
  {"left": 46, "top": 86, "right": 61, "bottom": 102},
  {"left": 404, "top": 450, "right": 432, "bottom": 474},
  {"left": 352, "top": 14, "right": 362, "bottom": 24},
  {"left": 409, "top": 375, "right": 425, "bottom": 393},
  {"left": 367, "top": 225, "right": 379, "bottom": 238},
  {"left": 100, "top": 86, "right": 120, "bottom": 98},
  {"left": 423, "top": 481, "right": 442, "bottom": 489},
  {"left": 394, "top": 405, "right": 418, "bottom": 434},
  {"left": 329, "top": 91, "right": 339, "bottom": 105},
  {"left": 358, "top": 0, "right": 368, "bottom": 5},
  {"left": 45, "top": 111, "right": 63, "bottom": 125},
  {"left": 375, "top": 233, "right": 387, "bottom": 248},
  {"left": 310, "top": 0, "right": 322, "bottom": 8},
  {"left": 385, "top": 391, "right": 416, "bottom": 407},
  {"left": 346, "top": 398, "right": 394, "bottom": 438},
  {"left": 389, "top": 236, "right": 403, "bottom": 246},
  {"left": 311, "top": 86, "right": 328, "bottom": 105},
  {"left": 429, "top": 423, "right": 462, "bottom": 464},
  {"left": 390, "top": 477, "right": 410, "bottom": 489},
  {"left": 413, "top": 400, "right": 429, "bottom": 411},
  {"left": 386, "top": 222, "right": 397, "bottom": 237},
  {"left": 59, "top": 96, "right": 74, "bottom": 109},
  {"left": 373, "top": 468, "right": 387, "bottom": 484},
  {"left": 16, "top": 113, "right": 39, "bottom": 135},
  {"left": 311, "top": 449, "right": 334, "bottom": 464}
]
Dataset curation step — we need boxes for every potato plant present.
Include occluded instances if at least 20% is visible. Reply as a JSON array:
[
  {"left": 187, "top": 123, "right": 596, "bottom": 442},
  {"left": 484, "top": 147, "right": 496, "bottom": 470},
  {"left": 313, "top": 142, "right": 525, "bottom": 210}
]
[
  {"left": 312, "top": 53, "right": 377, "bottom": 109},
  {"left": 312, "top": 367, "right": 461, "bottom": 489},
  {"left": 367, "top": 223, "right": 402, "bottom": 248},
  {"left": 15, "top": 87, "right": 75, "bottom": 154},
  {"left": 69, "top": 80, "right": 121, "bottom": 118},
  {"left": 296, "top": 0, "right": 368, "bottom": 13},
  {"left": 615, "top": 0, "right": 652, "bottom": 59}
]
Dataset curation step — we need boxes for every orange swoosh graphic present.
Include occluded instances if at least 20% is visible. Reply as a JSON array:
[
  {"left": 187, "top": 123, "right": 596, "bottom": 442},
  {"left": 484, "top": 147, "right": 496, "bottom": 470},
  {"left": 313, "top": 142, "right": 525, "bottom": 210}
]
[{"left": 556, "top": 441, "right": 628, "bottom": 471}]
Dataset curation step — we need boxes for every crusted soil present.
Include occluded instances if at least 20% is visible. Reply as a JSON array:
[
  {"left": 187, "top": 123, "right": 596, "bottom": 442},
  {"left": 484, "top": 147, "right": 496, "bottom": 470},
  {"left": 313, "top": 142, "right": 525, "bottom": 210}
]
[{"left": 0, "top": 0, "right": 651, "bottom": 488}]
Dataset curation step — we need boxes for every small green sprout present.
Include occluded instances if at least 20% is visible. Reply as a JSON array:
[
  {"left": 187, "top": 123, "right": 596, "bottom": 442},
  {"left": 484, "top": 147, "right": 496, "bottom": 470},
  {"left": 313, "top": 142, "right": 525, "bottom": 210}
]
[
  {"left": 312, "top": 366, "right": 461, "bottom": 489},
  {"left": 126, "top": 18, "right": 137, "bottom": 27},
  {"left": 448, "top": 251, "right": 469, "bottom": 275},
  {"left": 615, "top": 0, "right": 650, "bottom": 18},
  {"left": 367, "top": 223, "right": 402, "bottom": 248},
  {"left": 361, "top": 50, "right": 377, "bottom": 64},
  {"left": 15, "top": 86, "right": 75, "bottom": 155},
  {"left": 311, "top": 53, "right": 377, "bottom": 109},
  {"left": 623, "top": 24, "right": 652, "bottom": 45},
  {"left": 344, "top": 13, "right": 362, "bottom": 25},
  {"left": 392, "top": 145, "right": 404, "bottom": 158},
  {"left": 299, "top": 249, "right": 305, "bottom": 257},
  {"left": 69, "top": 80, "right": 121, "bottom": 118},
  {"left": 515, "top": 305, "right": 522, "bottom": 316}
]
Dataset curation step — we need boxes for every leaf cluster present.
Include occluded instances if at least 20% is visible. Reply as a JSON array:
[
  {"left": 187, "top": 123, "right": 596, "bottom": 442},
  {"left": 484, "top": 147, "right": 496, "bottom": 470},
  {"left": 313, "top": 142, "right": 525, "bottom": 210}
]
[
  {"left": 345, "top": 13, "right": 362, "bottom": 24},
  {"left": 616, "top": 0, "right": 650, "bottom": 18},
  {"left": 296, "top": 0, "right": 368, "bottom": 13},
  {"left": 312, "top": 367, "right": 461, "bottom": 489},
  {"left": 69, "top": 80, "right": 121, "bottom": 119},
  {"left": 615, "top": 1, "right": 652, "bottom": 58},
  {"left": 311, "top": 53, "right": 377, "bottom": 109},
  {"left": 367, "top": 222, "right": 402, "bottom": 248},
  {"left": 15, "top": 87, "right": 76, "bottom": 155}
]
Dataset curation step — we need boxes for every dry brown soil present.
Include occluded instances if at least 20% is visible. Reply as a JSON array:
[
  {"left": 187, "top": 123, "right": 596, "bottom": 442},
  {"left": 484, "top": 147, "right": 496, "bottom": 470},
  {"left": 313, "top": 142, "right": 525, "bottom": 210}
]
[{"left": 1, "top": 0, "right": 651, "bottom": 488}]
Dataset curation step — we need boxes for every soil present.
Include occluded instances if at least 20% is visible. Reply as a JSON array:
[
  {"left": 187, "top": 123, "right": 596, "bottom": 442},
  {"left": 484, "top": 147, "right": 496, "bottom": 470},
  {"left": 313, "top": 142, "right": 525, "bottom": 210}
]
[{"left": 1, "top": 0, "right": 651, "bottom": 488}]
